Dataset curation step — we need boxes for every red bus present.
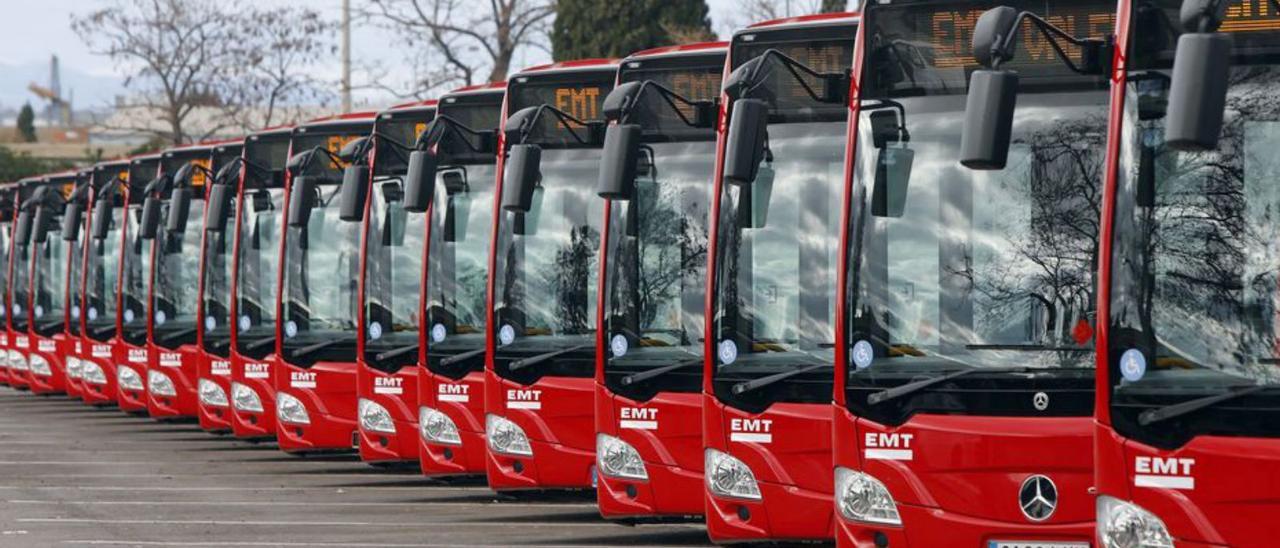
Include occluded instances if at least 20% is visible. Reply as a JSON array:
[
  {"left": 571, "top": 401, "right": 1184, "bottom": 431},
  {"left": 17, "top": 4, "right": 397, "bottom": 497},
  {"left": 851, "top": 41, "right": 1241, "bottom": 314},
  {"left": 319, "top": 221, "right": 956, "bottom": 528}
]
[
  {"left": 110, "top": 154, "right": 163, "bottom": 414},
  {"left": 701, "top": 13, "right": 857, "bottom": 543},
  {"left": 272, "top": 113, "right": 377, "bottom": 453},
  {"left": 832, "top": 1, "right": 1114, "bottom": 545},
  {"left": 484, "top": 59, "right": 618, "bottom": 490},
  {"left": 1089, "top": 1, "right": 1280, "bottom": 546},
  {"left": 59, "top": 169, "right": 92, "bottom": 400},
  {"left": 78, "top": 159, "right": 131, "bottom": 406},
  {"left": 142, "top": 141, "right": 244, "bottom": 419},
  {"left": 24, "top": 171, "right": 82, "bottom": 395},
  {"left": 0, "top": 182, "right": 15, "bottom": 387},
  {"left": 6, "top": 176, "right": 42, "bottom": 390},
  {"left": 592, "top": 42, "right": 725, "bottom": 521},
  {"left": 411, "top": 82, "right": 506, "bottom": 476},
  {"left": 348, "top": 100, "right": 438, "bottom": 464},
  {"left": 222, "top": 126, "right": 293, "bottom": 439}
]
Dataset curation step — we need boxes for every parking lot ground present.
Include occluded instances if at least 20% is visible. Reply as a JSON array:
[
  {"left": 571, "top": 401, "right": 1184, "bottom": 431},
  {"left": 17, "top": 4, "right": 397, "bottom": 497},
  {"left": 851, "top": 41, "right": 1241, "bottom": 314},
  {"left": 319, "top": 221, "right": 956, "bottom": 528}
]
[{"left": 0, "top": 387, "right": 714, "bottom": 547}]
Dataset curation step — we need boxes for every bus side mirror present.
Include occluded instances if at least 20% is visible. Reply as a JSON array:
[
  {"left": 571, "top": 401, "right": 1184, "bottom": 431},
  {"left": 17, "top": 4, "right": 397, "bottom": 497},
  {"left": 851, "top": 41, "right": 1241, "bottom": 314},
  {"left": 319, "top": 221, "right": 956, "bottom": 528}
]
[
  {"left": 288, "top": 176, "right": 316, "bottom": 228},
  {"left": 961, "top": 7, "right": 1021, "bottom": 170},
  {"left": 173, "top": 163, "right": 195, "bottom": 186},
  {"left": 597, "top": 124, "right": 642, "bottom": 200},
  {"left": 602, "top": 81, "right": 643, "bottom": 121},
  {"left": 61, "top": 202, "right": 83, "bottom": 241},
  {"left": 723, "top": 99, "right": 769, "bottom": 185},
  {"left": 205, "top": 184, "right": 232, "bottom": 233},
  {"left": 287, "top": 149, "right": 315, "bottom": 176},
  {"left": 139, "top": 197, "right": 162, "bottom": 239},
  {"left": 15, "top": 210, "right": 34, "bottom": 245},
  {"left": 167, "top": 187, "right": 193, "bottom": 233},
  {"left": 873, "top": 147, "right": 914, "bottom": 218},
  {"left": 339, "top": 164, "right": 370, "bottom": 222},
  {"left": 92, "top": 199, "right": 112, "bottom": 240},
  {"left": 1165, "top": 0, "right": 1232, "bottom": 151},
  {"left": 402, "top": 150, "right": 438, "bottom": 213},
  {"left": 502, "top": 144, "right": 542, "bottom": 212},
  {"left": 215, "top": 160, "right": 240, "bottom": 186},
  {"left": 338, "top": 136, "right": 369, "bottom": 164},
  {"left": 32, "top": 206, "right": 53, "bottom": 244}
]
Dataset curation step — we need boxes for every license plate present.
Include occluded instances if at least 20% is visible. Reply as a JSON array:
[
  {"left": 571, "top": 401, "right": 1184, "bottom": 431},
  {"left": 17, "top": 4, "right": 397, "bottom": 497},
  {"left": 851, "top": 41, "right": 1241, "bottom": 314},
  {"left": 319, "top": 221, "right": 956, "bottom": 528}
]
[{"left": 990, "top": 542, "right": 1089, "bottom": 548}]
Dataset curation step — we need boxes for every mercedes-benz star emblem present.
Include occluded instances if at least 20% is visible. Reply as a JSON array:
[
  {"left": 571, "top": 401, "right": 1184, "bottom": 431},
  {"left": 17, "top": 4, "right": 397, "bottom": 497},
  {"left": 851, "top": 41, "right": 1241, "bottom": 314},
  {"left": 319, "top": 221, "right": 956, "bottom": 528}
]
[
  {"left": 1033, "top": 391, "right": 1050, "bottom": 411},
  {"left": 1019, "top": 475, "right": 1058, "bottom": 522}
]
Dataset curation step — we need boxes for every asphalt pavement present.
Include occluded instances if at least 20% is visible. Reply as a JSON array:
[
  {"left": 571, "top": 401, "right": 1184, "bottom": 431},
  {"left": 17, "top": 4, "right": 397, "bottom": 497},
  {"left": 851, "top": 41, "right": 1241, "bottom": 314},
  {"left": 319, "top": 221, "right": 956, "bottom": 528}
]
[{"left": 0, "top": 386, "right": 713, "bottom": 547}]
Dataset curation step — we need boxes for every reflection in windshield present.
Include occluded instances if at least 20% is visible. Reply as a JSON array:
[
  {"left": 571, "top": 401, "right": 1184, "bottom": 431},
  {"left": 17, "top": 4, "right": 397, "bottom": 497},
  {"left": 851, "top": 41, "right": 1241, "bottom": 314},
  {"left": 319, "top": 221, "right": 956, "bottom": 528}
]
[
  {"left": 202, "top": 193, "right": 235, "bottom": 353},
  {"left": 1111, "top": 66, "right": 1280, "bottom": 390},
  {"left": 493, "top": 149, "right": 606, "bottom": 345},
  {"left": 848, "top": 95, "right": 1104, "bottom": 373},
  {"left": 85, "top": 205, "right": 124, "bottom": 339},
  {"left": 121, "top": 206, "right": 148, "bottom": 335},
  {"left": 154, "top": 198, "right": 205, "bottom": 338},
  {"left": 364, "top": 179, "right": 427, "bottom": 357},
  {"left": 282, "top": 183, "right": 360, "bottom": 341},
  {"left": 424, "top": 164, "right": 495, "bottom": 359},
  {"left": 713, "top": 122, "right": 845, "bottom": 372},
  {"left": 67, "top": 213, "right": 85, "bottom": 334},
  {"left": 34, "top": 220, "right": 68, "bottom": 325},
  {"left": 0, "top": 225, "right": 10, "bottom": 322},
  {"left": 10, "top": 235, "right": 31, "bottom": 329},
  {"left": 604, "top": 141, "right": 711, "bottom": 380},
  {"left": 235, "top": 188, "right": 283, "bottom": 353}
]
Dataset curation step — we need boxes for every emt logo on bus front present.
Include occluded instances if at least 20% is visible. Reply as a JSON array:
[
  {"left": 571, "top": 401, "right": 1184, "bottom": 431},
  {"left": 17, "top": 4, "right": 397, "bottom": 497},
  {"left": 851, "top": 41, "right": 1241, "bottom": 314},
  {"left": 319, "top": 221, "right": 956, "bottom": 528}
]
[
  {"left": 373, "top": 376, "right": 403, "bottom": 395},
  {"left": 438, "top": 383, "right": 469, "bottom": 402},
  {"left": 729, "top": 418, "right": 773, "bottom": 443},
  {"left": 1135, "top": 456, "right": 1196, "bottom": 490},
  {"left": 506, "top": 388, "right": 542, "bottom": 410}
]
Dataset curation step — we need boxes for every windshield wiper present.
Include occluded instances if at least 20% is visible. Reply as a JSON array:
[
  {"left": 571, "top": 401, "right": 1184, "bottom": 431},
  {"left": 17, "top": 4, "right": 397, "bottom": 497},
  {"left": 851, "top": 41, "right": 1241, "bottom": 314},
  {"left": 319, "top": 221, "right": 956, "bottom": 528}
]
[
  {"left": 507, "top": 344, "right": 593, "bottom": 372},
  {"left": 241, "top": 336, "right": 276, "bottom": 352},
  {"left": 37, "top": 319, "right": 64, "bottom": 331},
  {"left": 90, "top": 324, "right": 116, "bottom": 337},
  {"left": 205, "top": 336, "right": 231, "bottom": 349},
  {"left": 731, "top": 363, "right": 829, "bottom": 395},
  {"left": 289, "top": 336, "right": 353, "bottom": 360},
  {"left": 376, "top": 343, "right": 419, "bottom": 362},
  {"left": 868, "top": 366, "right": 1033, "bottom": 406},
  {"left": 620, "top": 358, "right": 702, "bottom": 387},
  {"left": 439, "top": 347, "right": 486, "bottom": 367},
  {"left": 160, "top": 327, "right": 199, "bottom": 344},
  {"left": 1138, "top": 384, "right": 1269, "bottom": 426}
]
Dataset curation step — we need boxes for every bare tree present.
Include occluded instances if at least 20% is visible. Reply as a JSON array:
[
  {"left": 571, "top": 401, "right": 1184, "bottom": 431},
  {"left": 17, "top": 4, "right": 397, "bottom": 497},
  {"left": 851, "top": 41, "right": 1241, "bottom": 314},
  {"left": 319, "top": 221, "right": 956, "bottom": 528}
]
[
  {"left": 361, "top": 0, "right": 555, "bottom": 96},
  {"left": 716, "top": 0, "right": 848, "bottom": 36},
  {"left": 227, "top": 7, "right": 338, "bottom": 129},
  {"left": 72, "top": 0, "right": 241, "bottom": 144}
]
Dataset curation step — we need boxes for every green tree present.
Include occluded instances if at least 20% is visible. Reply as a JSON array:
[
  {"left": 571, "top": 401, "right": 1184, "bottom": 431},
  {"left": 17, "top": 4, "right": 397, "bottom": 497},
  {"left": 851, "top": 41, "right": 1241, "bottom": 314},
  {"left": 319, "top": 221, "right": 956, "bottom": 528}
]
[
  {"left": 552, "top": 0, "right": 714, "bottom": 61},
  {"left": 821, "top": 0, "right": 847, "bottom": 12},
  {"left": 0, "top": 147, "right": 74, "bottom": 182},
  {"left": 17, "top": 103, "right": 37, "bottom": 143}
]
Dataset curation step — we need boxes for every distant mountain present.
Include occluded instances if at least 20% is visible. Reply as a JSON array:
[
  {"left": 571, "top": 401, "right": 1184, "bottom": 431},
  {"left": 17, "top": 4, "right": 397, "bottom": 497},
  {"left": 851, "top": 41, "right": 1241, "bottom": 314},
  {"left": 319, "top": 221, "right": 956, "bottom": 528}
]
[{"left": 0, "top": 60, "right": 124, "bottom": 114}]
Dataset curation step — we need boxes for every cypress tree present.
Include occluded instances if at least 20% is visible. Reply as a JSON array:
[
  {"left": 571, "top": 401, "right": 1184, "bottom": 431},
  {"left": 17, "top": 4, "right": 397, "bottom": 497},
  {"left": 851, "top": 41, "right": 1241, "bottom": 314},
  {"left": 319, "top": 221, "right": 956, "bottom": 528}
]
[{"left": 552, "top": 0, "right": 714, "bottom": 61}]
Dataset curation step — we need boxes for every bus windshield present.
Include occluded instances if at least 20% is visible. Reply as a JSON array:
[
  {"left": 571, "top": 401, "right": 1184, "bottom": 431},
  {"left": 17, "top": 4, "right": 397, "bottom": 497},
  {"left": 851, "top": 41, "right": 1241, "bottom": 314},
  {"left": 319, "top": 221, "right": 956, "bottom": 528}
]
[
  {"left": 1108, "top": 0, "right": 1280, "bottom": 447},
  {"left": 85, "top": 204, "right": 124, "bottom": 342}
]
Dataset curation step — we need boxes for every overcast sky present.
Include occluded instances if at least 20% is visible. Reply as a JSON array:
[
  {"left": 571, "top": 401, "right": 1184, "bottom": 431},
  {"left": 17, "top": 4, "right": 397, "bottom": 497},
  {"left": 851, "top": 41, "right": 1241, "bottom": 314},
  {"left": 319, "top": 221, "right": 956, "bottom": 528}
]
[{"left": 0, "top": 0, "right": 832, "bottom": 112}]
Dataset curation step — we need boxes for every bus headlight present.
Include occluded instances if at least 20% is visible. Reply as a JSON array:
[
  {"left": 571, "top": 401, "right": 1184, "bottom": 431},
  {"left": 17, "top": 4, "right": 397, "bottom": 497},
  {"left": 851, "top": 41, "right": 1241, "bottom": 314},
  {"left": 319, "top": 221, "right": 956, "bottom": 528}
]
[
  {"left": 835, "top": 467, "right": 902, "bottom": 525},
  {"left": 9, "top": 352, "right": 28, "bottom": 371},
  {"left": 597, "top": 433, "right": 648, "bottom": 481},
  {"left": 117, "top": 366, "right": 144, "bottom": 391},
  {"left": 66, "top": 357, "right": 82, "bottom": 379},
  {"left": 1098, "top": 496, "right": 1174, "bottom": 548},
  {"left": 230, "top": 382, "right": 263, "bottom": 412},
  {"left": 419, "top": 406, "right": 461, "bottom": 445},
  {"left": 485, "top": 414, "right": 532, "bottom": 456},
  {"left": 358, "top": 398, "right": 395, "bottom": 433},
  {"left": 28, "top": 355, "right": 52, "bottom": 376},
  {"left": 81, "top": 361, "right": 107, "bottom": 385},
  {"left": 705, "top": 448, "right": 761, "bottom": 500},
  {"left": 198, "top": 379, "right": 228, "bottom": 407},
  {"left": 276, "top": 392, "right": 310, "bottom": 425},
  {"left": 147, "top": 370, "right": 176, "bottom": 396}
]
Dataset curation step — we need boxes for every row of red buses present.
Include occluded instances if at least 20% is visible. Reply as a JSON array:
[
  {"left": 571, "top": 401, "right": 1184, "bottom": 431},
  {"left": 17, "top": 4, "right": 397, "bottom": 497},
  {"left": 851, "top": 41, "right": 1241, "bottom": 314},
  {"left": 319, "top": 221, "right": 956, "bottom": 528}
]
[{"left": 5, "top": 2, "right": 1277, "bottom": 544}]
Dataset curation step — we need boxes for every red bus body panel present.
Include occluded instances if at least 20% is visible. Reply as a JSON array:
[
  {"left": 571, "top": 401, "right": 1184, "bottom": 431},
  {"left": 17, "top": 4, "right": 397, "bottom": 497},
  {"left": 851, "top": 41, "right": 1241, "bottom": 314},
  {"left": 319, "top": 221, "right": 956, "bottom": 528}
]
[
  {"left": 273, "top": 358, "right": 357, "bottom": 452},
  {"left": 418, "top": 370, "right": 487, "bottom": 475},
  {"left": 595, "top": 390, "right": 704, "bottom": 518},
  {"left": 356, "top": 366, "right": 419, "bottom": 462},
  {"left": 484, "top": 374, "right": 597, "bottom": 489}
]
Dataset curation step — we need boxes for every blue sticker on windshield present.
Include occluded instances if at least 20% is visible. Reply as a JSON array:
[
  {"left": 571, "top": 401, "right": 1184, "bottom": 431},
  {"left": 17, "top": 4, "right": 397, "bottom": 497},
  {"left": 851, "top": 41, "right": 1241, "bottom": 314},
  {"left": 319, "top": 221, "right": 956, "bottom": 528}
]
[
  {"left": 124, "top": 309, "right": 134, "bottom": 323},
  {"left": 71, "top": 305, "right": 80, "bottom": 319},
  {"left": 239, "top": 315, "right": 251, "bottom": 331},
  {"left": 205, "top": 316, "right": 216, "bottom": 332},
  {"left": 155, "top": 310, "right": 166, "bottom": 326},
  {"left": 368, "top": 321, "right": 382, "bottom": 340},
  {"left": 285, "top": 320, "right": 298, "bottom": 338},
  {"left": 431, "top": 323, "right": 446, "bottom": 343},
  {"left": 1120, "top": 349, "right": 1146, "bottom": 382},
  {"left": 499, "top": 324, "right": 516, "bottom": 346},
  {"left": 610, "top": 334, "right": 628, "bottom": 358},
  {"left": 718, "top": 339, "right": 738, "bottom": 365},
  {"left": 12, "top": 304, "right": 20, "bottom": 316},
  {"left": 34, "top": 305, "right": 43, "bottom": 318},
  {"left": 88, "top": 307, "right": 97, "bottom": 321},
  {"left": 852, "top": 340, "right": 874, "bottom": 369}
]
